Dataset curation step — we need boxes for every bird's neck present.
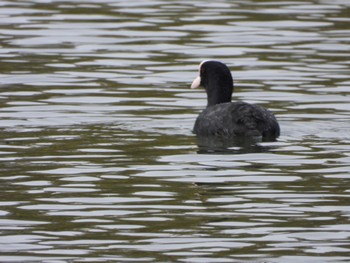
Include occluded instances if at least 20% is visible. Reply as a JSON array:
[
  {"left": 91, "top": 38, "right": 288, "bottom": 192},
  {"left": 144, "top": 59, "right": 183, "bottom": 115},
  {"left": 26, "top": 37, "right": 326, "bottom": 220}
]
[
  {"left": 206, "top": 82, "right": 233, "bottom": 107},
  {"left": 207, "top": 94, "right": 231, "bottom": 107}
]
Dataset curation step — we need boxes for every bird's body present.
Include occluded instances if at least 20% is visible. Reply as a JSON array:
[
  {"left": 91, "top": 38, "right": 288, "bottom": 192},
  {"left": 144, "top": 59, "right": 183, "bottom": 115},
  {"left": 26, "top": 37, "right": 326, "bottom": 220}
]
[
  {"left": 194, "top": 101, "right": 279, "bottom": 139},
  {"left": 191, "top": 60, "right": 280, "bottom": 140}
]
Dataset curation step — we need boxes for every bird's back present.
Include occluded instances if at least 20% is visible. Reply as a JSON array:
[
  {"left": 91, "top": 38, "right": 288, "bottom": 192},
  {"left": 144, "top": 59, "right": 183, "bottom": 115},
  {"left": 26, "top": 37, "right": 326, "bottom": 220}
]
[{"left": 193, "top": 102, "right": 280, "bottom": 139}]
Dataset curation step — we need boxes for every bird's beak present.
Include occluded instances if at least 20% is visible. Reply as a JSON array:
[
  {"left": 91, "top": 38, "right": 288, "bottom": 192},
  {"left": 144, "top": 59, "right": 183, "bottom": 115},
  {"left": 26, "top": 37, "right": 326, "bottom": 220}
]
[{"left": 191, "top": 76, "right": 201, "bottom": 89}]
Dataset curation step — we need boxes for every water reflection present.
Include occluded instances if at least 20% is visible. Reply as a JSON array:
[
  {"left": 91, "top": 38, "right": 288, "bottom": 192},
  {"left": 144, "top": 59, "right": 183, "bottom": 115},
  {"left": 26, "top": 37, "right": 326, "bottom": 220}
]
[
  {"left": 195, "top": 135, "right": 279, "bottom": 154},
  {"left": 1, "top": 0, "right": 350, "bottom": 262}
]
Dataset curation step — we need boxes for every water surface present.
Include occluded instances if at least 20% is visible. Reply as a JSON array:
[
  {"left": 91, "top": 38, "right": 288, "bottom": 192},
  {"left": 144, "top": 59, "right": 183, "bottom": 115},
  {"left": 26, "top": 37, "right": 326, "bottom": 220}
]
[{"left": 1, "top": 0, "right": 350, "bottom": 262}]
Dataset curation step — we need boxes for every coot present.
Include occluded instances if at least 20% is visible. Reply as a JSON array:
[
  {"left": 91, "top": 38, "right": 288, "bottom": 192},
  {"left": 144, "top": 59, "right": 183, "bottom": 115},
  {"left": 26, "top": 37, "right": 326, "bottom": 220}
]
[{"left": 191, "top": 60, "right": 280, "bottom": 139}]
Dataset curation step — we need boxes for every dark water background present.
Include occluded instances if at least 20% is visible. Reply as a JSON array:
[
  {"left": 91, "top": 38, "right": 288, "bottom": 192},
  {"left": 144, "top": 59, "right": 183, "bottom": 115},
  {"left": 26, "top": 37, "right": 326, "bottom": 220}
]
[{"left": 1, "top": 0, "right": 350, "bottom": 262}]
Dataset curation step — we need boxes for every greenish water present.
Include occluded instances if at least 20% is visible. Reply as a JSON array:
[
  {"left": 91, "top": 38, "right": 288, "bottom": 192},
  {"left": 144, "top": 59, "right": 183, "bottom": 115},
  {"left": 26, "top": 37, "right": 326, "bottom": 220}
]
[{"left": 1, "top": 0, "right": 350, "bottom": 262}]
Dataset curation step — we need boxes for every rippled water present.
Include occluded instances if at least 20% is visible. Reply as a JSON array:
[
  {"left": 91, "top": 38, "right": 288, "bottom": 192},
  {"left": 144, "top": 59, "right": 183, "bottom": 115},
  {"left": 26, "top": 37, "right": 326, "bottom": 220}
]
[{"left": 1, "top": 0, "right": 350, "bottom": 262}]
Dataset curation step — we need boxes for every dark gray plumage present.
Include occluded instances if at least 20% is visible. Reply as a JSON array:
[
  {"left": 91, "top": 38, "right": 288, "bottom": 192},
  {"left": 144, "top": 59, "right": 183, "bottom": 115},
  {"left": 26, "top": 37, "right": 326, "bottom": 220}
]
[{"left": 191, "top": 60, "right": 280, "bottom": 140}]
